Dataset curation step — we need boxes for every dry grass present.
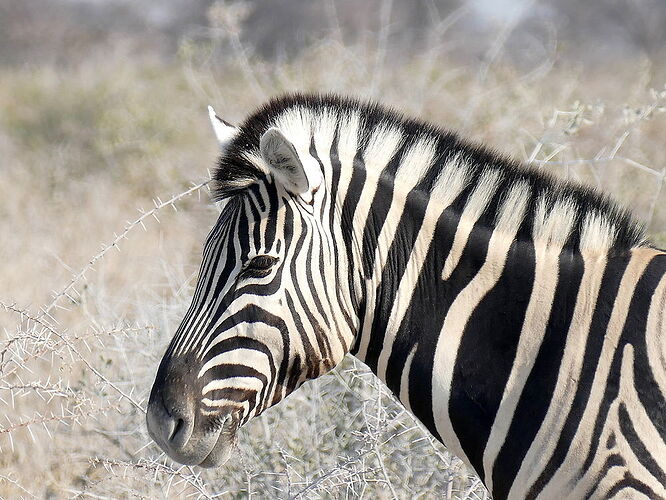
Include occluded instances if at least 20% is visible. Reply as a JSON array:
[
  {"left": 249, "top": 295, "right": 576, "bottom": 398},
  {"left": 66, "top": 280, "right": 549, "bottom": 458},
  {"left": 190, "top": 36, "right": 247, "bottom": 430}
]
[{"left": 1, "top": 8, "right": 666, "bottom": 498}]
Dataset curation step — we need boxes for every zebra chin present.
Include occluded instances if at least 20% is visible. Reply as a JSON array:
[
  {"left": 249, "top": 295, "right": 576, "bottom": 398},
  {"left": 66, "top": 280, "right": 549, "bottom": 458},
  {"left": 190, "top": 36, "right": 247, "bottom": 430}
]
[
  {"left": 197, "top": 416, "right": 240, "bottom": 468},
  {"left": 195, "top": 415, "right": 238, "bottom": 468}
]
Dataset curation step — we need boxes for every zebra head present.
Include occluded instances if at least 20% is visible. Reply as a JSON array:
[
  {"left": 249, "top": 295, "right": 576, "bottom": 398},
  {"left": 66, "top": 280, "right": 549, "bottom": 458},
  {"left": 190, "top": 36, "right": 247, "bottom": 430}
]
[{"left": 146, "top": 102, "right": 358, "bottom": 467}]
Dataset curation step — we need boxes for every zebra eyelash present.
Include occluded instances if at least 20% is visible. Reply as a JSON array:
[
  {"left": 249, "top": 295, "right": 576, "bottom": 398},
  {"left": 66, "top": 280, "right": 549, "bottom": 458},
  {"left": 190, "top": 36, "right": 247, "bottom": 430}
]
[{"left": 238, "top": 255, "right": 279, "bottom": 280}]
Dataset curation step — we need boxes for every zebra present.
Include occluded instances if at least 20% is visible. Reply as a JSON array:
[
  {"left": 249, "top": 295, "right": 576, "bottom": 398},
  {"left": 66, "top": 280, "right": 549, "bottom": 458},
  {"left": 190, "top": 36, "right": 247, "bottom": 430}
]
[{"left": 146, "top": 93, "right": 666, "bottom": 499}]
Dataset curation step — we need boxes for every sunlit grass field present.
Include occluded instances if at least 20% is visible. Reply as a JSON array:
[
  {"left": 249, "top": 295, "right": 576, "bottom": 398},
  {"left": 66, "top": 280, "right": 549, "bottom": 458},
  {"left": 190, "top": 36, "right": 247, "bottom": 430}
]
[{"left": 1, "top": 20, "right": 665, "bottom": 498}]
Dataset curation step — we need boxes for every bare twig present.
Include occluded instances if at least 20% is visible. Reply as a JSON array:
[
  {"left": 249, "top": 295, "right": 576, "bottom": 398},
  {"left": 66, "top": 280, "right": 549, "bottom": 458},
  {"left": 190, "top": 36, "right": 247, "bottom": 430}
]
[{"left": 39, "top": 180, "right": 211, "bottom": 320}]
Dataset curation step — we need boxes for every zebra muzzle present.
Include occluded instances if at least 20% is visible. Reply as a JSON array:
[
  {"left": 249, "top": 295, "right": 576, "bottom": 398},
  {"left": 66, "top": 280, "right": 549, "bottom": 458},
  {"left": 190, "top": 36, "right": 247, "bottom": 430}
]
[{"left": 146, "top": 378, "right": 240, "bottom": 467}]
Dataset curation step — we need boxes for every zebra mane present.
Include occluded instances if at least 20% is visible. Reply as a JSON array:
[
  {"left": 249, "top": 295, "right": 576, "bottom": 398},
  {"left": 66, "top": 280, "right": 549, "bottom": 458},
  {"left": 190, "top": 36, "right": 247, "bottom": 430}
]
[{"left": 212, "top": 93, "right": 648, "bottom": 252}]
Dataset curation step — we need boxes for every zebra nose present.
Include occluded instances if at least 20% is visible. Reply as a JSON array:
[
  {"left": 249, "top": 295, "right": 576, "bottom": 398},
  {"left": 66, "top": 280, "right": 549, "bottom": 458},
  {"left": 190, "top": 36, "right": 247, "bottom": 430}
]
[{"left": 146, "top": 385, "right": 195, "bottom": 450}]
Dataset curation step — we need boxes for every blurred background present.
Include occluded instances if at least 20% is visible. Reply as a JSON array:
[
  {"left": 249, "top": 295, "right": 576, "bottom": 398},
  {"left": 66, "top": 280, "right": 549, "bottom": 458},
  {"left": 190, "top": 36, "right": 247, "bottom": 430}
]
[{"left": 1, "top": 1, "right": 665, "bottom": 498}]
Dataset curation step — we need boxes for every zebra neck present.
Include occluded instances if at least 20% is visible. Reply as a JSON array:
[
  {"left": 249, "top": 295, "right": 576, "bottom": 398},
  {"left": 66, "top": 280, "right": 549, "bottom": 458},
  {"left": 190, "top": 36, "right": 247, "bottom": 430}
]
[
  {"left": 343, "top": 163, "right": 665, "bottom": 496},
  {"left": 342, "top": 171, "right": 572, "bottom": 482}
]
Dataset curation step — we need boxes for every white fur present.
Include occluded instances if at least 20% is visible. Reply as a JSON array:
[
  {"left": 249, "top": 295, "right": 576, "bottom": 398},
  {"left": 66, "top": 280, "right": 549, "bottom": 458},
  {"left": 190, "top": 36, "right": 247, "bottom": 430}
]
[
  {"left": 399, "top": 344, "right": 419, "bottom": 413},
  {"left": 394, "top": 136, "right": 438, "bottom": 188},
  {"left": 362, "top": 123, "right": 404, "bottom": 173},
  {"left": 202, "top": 376, "right": 265, "bottom": 396},
  {"left": 533, "top": 196, "right": 578, "bottom": 247},
  {"left": 495, "top": 181, "right": 531, "bottom": 233},
  {"left": 274, "top": 107, "right": 315, "bottom": 150},
  {"left": 580, "top": 211, "right": 617, "bottom": 252},
  {"left": 430, "top": 153, "right": 471, "bottom": 207}
]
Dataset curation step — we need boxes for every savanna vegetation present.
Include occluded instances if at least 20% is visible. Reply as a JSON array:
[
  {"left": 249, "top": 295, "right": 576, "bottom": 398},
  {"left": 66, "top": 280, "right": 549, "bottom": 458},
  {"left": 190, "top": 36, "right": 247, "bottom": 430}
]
[{"left": 1, "top": 1, "right": 665, "bottom": 498}]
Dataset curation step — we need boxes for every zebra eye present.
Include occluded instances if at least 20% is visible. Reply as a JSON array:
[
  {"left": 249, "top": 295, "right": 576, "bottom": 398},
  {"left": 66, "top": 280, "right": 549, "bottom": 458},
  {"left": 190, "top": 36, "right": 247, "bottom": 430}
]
[
  {"left": 250, "top": 255, "right": 277, "bottom": 270},
  {"left": 239, "top": 255, "right": 278, "bottom": 279}
]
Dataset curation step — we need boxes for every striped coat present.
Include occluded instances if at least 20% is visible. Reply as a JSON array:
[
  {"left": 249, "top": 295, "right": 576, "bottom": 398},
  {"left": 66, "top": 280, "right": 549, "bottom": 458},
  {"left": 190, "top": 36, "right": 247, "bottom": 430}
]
[{"left": 147, "top": 94, "right": 666, "bottom": 499}]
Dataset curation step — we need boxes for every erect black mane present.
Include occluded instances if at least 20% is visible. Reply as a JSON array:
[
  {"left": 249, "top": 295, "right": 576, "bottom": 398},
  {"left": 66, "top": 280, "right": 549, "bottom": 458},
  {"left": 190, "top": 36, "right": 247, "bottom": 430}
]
[{"left": 211, "top": 93, "right": 647, "bottom": 251}]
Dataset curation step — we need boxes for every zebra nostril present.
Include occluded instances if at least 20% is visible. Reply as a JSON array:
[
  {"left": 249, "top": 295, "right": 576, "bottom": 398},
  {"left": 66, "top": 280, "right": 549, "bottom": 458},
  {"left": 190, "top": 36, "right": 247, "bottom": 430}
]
[
  {"left": 169, "top": 417, "right": 185, "bottom": 442},
  {"left": 146, "top": 386, "right": 195, "bottom": 452}
]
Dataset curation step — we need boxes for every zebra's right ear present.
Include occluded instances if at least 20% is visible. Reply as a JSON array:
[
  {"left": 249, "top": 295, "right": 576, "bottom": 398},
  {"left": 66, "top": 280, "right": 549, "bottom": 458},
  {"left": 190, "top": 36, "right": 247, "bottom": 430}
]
[
  {"left": 208, "top": 105, "right": 237, "bottom": 150},
  {"left": 259, "top": 127, "right": 311, "bottom": 196}
]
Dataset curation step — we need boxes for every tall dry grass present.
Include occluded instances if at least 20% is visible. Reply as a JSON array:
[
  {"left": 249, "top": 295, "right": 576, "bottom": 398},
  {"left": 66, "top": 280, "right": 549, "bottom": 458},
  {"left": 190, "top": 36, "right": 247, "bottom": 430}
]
[{"left": 1, "top": 5, "right": 666, "bottom": 498}]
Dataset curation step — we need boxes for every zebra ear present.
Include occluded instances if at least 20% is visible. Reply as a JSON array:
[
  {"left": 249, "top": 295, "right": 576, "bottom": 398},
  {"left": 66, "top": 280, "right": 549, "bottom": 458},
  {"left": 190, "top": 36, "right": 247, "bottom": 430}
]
[
  {"left": 259, "top": 127, "right": 310, "bottom": 195},
  {"left": 208, "top": 105, "right": 237, "bottom": 150}
]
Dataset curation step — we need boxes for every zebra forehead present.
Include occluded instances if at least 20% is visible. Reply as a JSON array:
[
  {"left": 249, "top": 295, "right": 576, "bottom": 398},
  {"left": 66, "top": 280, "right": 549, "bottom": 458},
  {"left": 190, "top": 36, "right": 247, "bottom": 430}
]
[{"left": 211, "top": 92, "right": 648, "bottom": 251}]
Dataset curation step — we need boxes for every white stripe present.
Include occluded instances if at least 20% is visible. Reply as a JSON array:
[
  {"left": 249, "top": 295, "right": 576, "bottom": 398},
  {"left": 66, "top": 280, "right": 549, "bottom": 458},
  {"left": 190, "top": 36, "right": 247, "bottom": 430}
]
[
  {"left": 399, "top": 344, "right": 418, "bottom": 413},
  {"left": 513, "top": 250, "right": 650, "bottom": 498},
  {"left": 430, "top": 153, "right": 471, "bottom": 206},
  {"left": 354, "top": 136, "right": 436, "bottom": 362},
  {"left": 274, "top": 107, "right": 315, "bottom": 152},
  {"left": 202, "top": 376, "right": 265, "bottom": 396},
  {"left": 349, "top": 125, "right": 403, "bottom": 248},
  {"left": 198, "top": 347, "right": 272, "bottom": 379},
  {"left": 441, "top": 168, "right": 502, "bottom": 280},
  {"left": 394, "top": 136, "right": 437, "bottom": 187},
  {"left": 532, "top": 196, "right": 577, "bottom": 246},
  {"left": 432, "top": 184, "right": 526, "bottom": 471},
  {"left": 646, "top": 270, "right": 666, "bottom": 397},
  {"left": 482, "top": 191, "right": 566, "bottom": 493},
  {"left": 580, "top": 210, "right": 617, "bottom": 252}
]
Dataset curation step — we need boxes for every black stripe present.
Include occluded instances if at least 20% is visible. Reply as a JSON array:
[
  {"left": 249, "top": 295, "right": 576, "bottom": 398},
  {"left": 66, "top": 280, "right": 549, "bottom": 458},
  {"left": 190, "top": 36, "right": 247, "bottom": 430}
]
[
  {"left": 582, "top": 254, "right": 666, "bottom": 474},
  {"left": 202, "top": 335, "right": 274, "bottom": 364},
  {"left": 359, "top": 133, "right": 410, "bottom": 278},
  {"left": 207, "top": 363, "right": 268, "bottom": 387},
  {"left": 618, "top": 402, "right": 666, "bottom": 486},
  {"left": 600, "top": 472, "right": 663, "bottom": 500},
  {"left": 382, "top": 199, "right": 489, "bottom": 440},
  {"left": 450, "top": 236, "right": 537, "bottom": 485},
  {"left": 622, "top": 255, "right": 666, "bottom": 440},
  {"left": 208, "top": 387, "right": 258, "bottom": 404},
  {"left": 491, "top": 248, "right": 584, "bottom": 498},
  {"left": 341, "top": 151, "right": 367, "bottom": 312},
  {"left": 284, "top": 290, "right": 319, "bottom": 376},
  {"left": 263, "top": 179, "right": 280, "bottom": 251},
  {"left": 327, "top": 125, "right": 356, "bottom": 336}
]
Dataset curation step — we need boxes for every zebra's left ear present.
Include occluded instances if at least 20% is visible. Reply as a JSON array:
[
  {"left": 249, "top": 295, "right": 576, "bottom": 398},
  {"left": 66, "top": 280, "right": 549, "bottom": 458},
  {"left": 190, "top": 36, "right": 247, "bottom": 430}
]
[
  {"left": 260, "top": 127, "right": 321, "bottom": 201},
  {"left": 208, "top": 105, "right": 237, "bottom": 150}
]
